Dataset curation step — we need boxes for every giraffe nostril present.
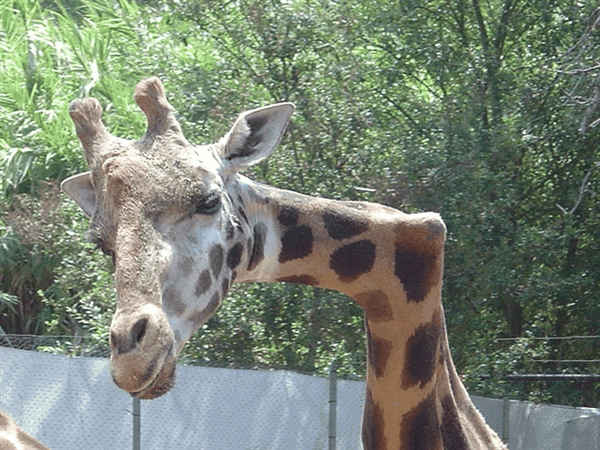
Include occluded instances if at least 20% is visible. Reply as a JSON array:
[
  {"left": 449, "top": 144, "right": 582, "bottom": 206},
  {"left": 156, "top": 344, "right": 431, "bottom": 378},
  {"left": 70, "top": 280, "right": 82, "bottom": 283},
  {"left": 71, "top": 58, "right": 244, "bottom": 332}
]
[
  {"left": 111, "top": 318, "right": 149, "bottom": 354},
  {"left": 130, "top": 317, "right": 148, "bottom": 349}
]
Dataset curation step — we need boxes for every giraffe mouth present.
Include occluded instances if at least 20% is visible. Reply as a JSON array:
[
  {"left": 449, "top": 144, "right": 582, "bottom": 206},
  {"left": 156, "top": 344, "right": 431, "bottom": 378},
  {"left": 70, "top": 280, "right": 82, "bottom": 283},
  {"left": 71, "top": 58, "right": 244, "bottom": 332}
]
[
  {"left": 130, "top": 345, "right": 178, "bottom": 400},
  {"left": 109, "top": 304, "right": 178, "bottom": 400}
]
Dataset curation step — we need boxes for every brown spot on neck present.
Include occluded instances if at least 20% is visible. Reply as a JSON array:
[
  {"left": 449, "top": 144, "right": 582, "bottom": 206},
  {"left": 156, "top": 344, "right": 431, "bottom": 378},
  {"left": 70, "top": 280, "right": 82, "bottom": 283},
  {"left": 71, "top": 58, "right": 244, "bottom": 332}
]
[
  {"left": 362, "top": 388, "right": 387, "bottom": 450},
  {"left": 401, "top": 392, "right": 442, "bottom": 450},
  {"left": 329, "top": 239, "right": 376, "bottom": 283},
  {"left": 394, "top": 217, "right": 445, "bottom": 303},
  {"left": 394, "top": 244, "right": 440, "bottom": 303},
  {"left": 366, "top": 321, "right": 393, "bottom": 379},
  {"left": 278, "top": 205, "right": 300, "bottom": 227},
  {"left": 354, "top": 290, "right": 394, "bottom": 322},
  {"left": 402, "top": 309, "right": 443, "bottom": 389},
  {"left": 278, "top": 225, "right": 313, "bottom": 263},
  {"left": 441, "top": 395, "right": 470, "bottom": 450},
  {"left": 323, "top": 209, "right": 369, "bottom": 240}
]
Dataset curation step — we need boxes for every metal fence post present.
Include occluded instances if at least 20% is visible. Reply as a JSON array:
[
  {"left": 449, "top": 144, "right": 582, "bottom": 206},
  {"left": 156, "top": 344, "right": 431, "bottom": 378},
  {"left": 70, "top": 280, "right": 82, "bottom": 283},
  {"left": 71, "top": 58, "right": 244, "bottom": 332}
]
[
  {"left": 133, "top": 397, "right": 141, "bottom": 450},
  {"left": 329, "top": 360, "right": 337, "bottom": 450},
  {"left": 502, "top": 396, "right": 510, "bottom": 445}
]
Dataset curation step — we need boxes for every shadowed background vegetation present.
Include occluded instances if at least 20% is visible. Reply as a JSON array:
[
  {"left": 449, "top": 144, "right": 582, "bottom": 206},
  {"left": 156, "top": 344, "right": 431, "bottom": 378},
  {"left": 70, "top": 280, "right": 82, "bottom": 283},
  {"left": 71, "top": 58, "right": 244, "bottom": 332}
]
[{"left": 1, "top": 0, "right": 599, "bottom": 407}]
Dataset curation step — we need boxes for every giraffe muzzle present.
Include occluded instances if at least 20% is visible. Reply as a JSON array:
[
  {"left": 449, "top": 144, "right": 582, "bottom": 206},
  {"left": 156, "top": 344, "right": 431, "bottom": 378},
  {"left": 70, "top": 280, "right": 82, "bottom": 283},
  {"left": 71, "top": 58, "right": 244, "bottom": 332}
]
[{"left": 109, "top": 304, "right": 177, "bottom": 399}]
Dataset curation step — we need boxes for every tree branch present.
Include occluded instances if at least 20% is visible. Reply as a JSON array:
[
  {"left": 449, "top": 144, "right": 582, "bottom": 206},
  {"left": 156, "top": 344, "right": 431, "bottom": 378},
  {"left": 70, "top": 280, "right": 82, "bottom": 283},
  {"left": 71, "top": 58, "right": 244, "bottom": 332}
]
[
  {"left": 556, "top": 161, "right": 600, "bottom": 214},
  {"left": 373, "top": 88, "right": 426, "bottom": 137},
  {"left": 580, "top": 78, "right": 600, "bottom": 134}
]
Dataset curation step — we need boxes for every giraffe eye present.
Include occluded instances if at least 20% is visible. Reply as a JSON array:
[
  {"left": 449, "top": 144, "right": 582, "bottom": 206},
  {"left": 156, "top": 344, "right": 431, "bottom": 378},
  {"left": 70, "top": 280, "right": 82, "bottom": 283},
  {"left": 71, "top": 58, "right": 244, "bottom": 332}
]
[
  {"left": 195, "top": 193, "right": 221, "bottom": 215},
  {"left": 90, "top": 234, "right": 115, "bottom": 261},
  {"left": 100, "top": 245, "right": 114, "bottom": 258},
  {"left": 94, "top": 240, "right": 113, "bottom": 257}
]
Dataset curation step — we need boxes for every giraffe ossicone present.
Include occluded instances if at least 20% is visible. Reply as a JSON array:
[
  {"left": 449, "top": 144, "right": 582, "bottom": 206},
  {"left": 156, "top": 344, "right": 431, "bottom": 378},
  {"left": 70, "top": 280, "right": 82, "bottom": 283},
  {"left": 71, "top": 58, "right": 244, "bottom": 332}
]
[{"left": 62, "top": 77, "right": 507, "bottom": 449}]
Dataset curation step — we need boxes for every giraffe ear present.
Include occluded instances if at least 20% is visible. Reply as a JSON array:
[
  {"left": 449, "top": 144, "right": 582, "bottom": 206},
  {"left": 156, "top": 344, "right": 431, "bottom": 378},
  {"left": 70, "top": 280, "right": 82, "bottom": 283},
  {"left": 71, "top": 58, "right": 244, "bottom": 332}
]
[
  {"left": 61, "top": 172, "right": 96, "bottom": 217},
  {"left": 219, "top": 103, "right": 295, "bottom": 171}
]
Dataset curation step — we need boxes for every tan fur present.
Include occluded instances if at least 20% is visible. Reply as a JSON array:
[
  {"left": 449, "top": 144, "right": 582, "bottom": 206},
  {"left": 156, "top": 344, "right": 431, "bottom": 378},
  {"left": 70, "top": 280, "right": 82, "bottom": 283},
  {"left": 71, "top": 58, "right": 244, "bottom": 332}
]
[{"left": 0, "top": 410, "right": 50, "bottom": 450}]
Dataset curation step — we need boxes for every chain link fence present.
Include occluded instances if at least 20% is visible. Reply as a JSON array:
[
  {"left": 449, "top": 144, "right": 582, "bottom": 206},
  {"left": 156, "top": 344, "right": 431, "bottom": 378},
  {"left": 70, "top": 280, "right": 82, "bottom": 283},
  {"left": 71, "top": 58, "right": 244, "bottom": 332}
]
[
  {"left": 2, "top": 335, "right": 600, "bottom": 449},
  {"left": 0, "top": 334, "right": 110, "bottom": 358},
  {"left": 1, "top": 336, "right": 362, "bottom": 449}
]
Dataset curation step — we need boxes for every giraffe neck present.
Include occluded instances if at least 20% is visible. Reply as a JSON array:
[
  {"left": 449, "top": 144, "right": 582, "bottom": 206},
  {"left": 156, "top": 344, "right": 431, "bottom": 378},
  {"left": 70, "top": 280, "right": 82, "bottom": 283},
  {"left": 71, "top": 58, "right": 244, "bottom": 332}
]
[
  {"left": 235, "top": 178, "right": 446, "bottom": 293},
  {"left": 233, "top": 178, "right": 506, "bottom": 449}
]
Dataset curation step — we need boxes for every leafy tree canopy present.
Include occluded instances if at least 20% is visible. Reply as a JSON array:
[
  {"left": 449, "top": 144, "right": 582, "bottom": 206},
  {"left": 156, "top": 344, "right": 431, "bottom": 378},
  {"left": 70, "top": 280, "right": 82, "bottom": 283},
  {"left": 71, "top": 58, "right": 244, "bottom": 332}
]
[{"left": 1, "top": 0, "right": 599, "bottom": 406}]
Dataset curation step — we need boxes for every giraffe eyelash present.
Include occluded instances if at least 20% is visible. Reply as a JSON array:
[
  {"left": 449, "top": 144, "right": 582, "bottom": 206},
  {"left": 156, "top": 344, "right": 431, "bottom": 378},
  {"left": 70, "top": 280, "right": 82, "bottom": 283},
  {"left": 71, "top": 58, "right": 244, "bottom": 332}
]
[
  {"left": 88, "top": 232, "right": 114, "bottom": 258},
  {"left": 194, "top": 193, "right": 221, "bottom": 215}
]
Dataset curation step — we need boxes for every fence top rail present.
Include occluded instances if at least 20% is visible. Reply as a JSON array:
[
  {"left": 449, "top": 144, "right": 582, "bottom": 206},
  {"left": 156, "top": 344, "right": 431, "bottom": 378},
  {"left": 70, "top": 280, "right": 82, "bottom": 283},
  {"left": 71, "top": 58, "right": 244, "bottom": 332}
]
[
  {"left": 496, "top": 335, "right": 600, "bottom": 341},
  {"left": 480, "top": 374, "right": 600, "bottom": 382}
]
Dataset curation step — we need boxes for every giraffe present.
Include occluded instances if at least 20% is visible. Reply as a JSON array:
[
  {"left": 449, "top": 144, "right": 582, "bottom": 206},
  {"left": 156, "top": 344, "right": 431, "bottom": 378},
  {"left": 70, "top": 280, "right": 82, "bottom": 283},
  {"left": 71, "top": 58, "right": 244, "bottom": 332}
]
[
  {"left": 61, "top": 77, "right": 507, "bottom": 449},
  {"left": 0, "top": 410, "right": 50, "bottom": 450}
]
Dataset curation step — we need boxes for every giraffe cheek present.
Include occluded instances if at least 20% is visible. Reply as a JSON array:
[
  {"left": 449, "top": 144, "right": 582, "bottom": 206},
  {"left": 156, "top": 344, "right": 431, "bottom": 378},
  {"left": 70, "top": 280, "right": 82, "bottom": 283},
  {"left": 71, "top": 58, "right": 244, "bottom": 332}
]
[
  {"left": 188, "top": 292, "right": 222, "bottom": 330},
  {"left": 195, "top": 270, "right": 212, "bottom": 296},
  {"left": 227, "top": 242, "right": 244, "bottom": 270},
  {"left": 162, "top": 285, "right": 187, "bottom": 317},
  {"left": 209, "top": 244, "right": 225, "bottom": 277}
]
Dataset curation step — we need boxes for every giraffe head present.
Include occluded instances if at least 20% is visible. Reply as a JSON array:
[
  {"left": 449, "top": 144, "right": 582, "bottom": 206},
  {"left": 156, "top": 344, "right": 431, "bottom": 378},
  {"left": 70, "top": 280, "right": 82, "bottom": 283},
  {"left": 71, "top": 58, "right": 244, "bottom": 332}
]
[{"left": 62, "top": 77, "right": 294, "bottom": 399}]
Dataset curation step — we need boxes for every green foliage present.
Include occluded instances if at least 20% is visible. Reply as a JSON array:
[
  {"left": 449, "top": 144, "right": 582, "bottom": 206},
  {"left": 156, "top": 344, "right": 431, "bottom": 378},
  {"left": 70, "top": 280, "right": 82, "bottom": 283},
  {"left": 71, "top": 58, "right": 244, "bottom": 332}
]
[
  {"left": 1, "top": 0, "right": 599, "bottom": 408},
  {"left": 0, "top": 182, "right": 115, "bottom": 339},
  {"left": 180, "top": 284, "right": 366, "bottom": 378}
]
